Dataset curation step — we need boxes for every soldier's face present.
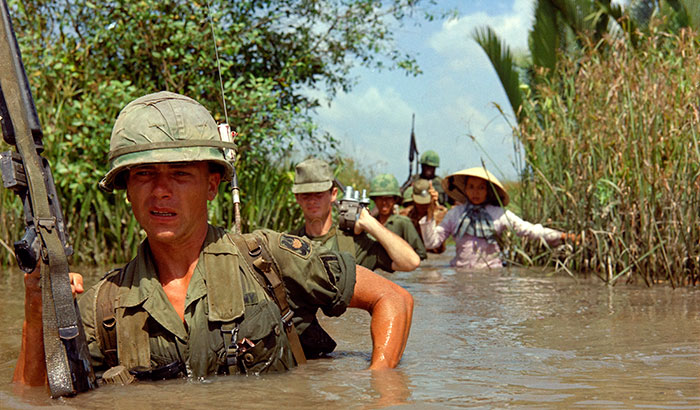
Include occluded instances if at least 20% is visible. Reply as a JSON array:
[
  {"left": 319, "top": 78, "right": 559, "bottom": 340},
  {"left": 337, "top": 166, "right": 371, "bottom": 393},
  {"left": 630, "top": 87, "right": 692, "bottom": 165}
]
[
  {"left": 373, "top": 196, "right": 396, "bottom": 217},
  {"left": 126, "top": 162, "right": 220, "bottom": 247},
  {"left": 421, "top": 165, "right": 436, "bottom": 179},
  {"left": 295, "top": 187, "right": 337, "bottom": 222}
]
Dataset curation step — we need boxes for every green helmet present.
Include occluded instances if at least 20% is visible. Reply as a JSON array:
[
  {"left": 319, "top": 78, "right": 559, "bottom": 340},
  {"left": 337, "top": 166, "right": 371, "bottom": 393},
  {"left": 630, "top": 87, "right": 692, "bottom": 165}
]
[
  {"left": 402, "top": 186, "right": 414, "bottom": 205},
  {"left": 419, "top": 150, "right": 440, "bottom": 167},
  {"left": 369, "top": 173, "right": 402, "bottom": 201},
  {"left": 99, "top": 91, "right": 236, "bottom": 192}
]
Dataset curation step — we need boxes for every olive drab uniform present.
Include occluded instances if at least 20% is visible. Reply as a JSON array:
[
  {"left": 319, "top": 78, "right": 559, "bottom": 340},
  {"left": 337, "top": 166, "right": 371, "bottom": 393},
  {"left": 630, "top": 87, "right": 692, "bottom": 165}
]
[
  {"left": 79, "top": 225, "right": 355, "bottom": 379},
  {"left": 291, "top": 225, "right": 395, "bottom": 273},
  {"left": 368, "top": 173, "right": 426, "bottom": 260},
  {"left": 383, "top": 214, "right": 427, "bottom": 260}
]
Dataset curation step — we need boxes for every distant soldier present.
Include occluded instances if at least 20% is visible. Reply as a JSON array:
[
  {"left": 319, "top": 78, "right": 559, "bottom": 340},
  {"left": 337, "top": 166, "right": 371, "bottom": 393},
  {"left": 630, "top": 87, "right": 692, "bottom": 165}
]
[
  {"left": 291, "top": 158, "right": 420, "bottom": 273},
  {"left": 400, "top": 179, "right": 447, "bottom": 254},
  {"left": 403, "top": 150, "right": 448, "bottom": 206},
  {"left": 369, "top": 174, "right": 426, "bottom": 260}
]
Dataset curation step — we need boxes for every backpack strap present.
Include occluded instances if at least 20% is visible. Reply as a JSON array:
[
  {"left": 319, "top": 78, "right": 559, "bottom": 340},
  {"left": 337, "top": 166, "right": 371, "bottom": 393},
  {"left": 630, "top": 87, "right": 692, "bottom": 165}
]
[
  {"left": 228, "top": 233, "right": 307, "bottom": 365},
  {"left": 94, "top": 266, "right": 127, "bottom": 369},
  {"left": 335, "top": 228, "right": 355, "bottom": 255}
]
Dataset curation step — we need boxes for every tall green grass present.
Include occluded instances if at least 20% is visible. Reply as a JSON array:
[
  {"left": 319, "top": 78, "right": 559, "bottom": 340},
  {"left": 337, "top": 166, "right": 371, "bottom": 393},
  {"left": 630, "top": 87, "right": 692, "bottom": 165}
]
[
  {"left": 0, "top": 158, "right": 303, "bottom": 268},
  {"left": 509, "top": 27, "right": 700, "bottom": 286}
]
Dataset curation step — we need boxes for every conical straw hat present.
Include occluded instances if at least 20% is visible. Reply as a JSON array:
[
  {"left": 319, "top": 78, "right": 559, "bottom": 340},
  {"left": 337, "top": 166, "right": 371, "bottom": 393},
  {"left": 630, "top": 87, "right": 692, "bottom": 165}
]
[{"left": 441, "top": 167, "right": 509, "bottom": 206}]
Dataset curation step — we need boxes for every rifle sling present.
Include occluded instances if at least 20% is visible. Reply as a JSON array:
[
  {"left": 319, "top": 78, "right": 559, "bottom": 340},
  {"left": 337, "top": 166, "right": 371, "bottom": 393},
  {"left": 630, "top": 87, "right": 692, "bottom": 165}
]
[{"left": 228, "top": 234, "right": 307, "bottom": 365}]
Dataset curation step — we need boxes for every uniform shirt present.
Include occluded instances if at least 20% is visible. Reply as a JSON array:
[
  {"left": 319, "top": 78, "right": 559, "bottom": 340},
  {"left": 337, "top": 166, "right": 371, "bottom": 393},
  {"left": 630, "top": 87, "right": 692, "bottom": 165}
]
[
  {"left": 420, "top": 204, "right": 563, "bottom": 269},
  {"left": 79, "top": 225, "right": 355, "bottom": 378},
  {"left": 383, "top": 214, "right": 427, "bottom": 260},
  {"left": 291, "top": 224, "right": 394, "bottom": 272}
]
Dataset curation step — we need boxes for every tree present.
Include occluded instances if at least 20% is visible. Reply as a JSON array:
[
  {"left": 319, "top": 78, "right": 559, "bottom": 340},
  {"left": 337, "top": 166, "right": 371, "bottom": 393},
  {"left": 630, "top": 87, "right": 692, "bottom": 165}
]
[
  {"left": 1, "top": 0, "right": 434, "bottom": 265},
  {"left": 472, "top": 0, "right": 696, "bottom": 125}
]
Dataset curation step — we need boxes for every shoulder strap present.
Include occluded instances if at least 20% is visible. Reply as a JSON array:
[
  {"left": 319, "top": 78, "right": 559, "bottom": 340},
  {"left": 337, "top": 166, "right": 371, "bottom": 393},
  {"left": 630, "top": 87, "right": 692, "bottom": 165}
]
[
  {"left": 336, "top": 228, "right": 355, "bottom": 255},
  {"left": 228, "top": 233, "right": 307, "bottom": 365},
  {"left": 94, "top": 266, "right": 127, "bottom": 369}
]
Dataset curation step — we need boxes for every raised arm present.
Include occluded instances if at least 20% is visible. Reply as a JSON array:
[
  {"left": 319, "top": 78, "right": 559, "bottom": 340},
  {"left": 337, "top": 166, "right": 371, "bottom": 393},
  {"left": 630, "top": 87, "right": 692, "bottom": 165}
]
[
  {"left": 354, "top": 208, "right": 420, "bottom": 271},
  {"left": 349, "top": 265, "right": 413, "bottom": 370},
  {"left": 13, "top": 267, "right": 84, "bottom": 387}
]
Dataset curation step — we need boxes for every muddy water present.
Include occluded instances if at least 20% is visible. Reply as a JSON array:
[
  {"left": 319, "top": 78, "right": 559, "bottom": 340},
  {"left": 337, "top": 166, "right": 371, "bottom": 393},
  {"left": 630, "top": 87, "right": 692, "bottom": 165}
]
[{"left": 1, "top": 248, "right": 698, "bottom": 409}]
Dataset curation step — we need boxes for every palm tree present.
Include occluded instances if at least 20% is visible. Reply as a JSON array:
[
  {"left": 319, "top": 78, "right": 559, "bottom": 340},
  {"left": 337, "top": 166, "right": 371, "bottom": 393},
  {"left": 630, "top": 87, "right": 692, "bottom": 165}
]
[{"left": 473, "top": 0, "right": 697, "bottom": 125}]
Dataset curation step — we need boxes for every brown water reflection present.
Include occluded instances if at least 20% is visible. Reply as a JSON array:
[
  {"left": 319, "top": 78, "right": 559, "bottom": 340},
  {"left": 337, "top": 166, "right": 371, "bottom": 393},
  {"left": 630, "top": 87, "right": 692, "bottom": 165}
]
[{"left": 1, "top": 247, "right": 698, "bottom": 409}]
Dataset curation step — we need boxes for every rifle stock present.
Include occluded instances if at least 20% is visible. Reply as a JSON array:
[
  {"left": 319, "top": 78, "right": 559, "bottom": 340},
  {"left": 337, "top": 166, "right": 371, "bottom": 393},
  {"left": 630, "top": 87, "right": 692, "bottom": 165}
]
[{"left": 0, "top": 0, "right": 97, "bottom": 397}]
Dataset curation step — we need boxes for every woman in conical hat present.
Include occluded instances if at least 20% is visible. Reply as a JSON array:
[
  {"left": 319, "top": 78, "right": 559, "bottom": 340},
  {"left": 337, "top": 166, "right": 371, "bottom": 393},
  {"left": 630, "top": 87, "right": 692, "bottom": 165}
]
[{"left": 419, "top": 166, "right": 574, "bottom": 269}]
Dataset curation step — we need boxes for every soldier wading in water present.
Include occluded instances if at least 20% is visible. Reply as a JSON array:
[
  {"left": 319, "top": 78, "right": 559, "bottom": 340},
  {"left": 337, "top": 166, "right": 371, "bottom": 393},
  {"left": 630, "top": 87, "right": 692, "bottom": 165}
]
[{"left": 13, "top": 92, "right": 413, "bottom": 387}]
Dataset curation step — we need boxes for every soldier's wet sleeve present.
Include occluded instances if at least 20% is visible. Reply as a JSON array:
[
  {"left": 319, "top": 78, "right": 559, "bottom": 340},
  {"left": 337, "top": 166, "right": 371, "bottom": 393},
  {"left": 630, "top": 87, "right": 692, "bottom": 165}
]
[
  {"left": 77, "top": 283, "right": 107, "bottom": 370},
  {"left": 254, "top": 229, "right": 357, "bottom": 317},
  {"left": 354, "top": 233, "right": 395, "bottom": 273},
  {"left": 402, "top": 217, "right": 427, "bottom": 260}
]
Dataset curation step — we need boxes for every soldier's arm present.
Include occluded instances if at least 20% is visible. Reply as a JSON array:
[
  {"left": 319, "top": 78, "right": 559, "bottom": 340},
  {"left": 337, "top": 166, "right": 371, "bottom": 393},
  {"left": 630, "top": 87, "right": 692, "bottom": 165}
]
[
  {"left": 13, "top": 266, "right": 84, "bottom": 386},
  {"left": 354, "top": 208, "right": 420, "bottom": 271},
  {"left": 349, "top": 265, "right": 413, "bottom": 369}
]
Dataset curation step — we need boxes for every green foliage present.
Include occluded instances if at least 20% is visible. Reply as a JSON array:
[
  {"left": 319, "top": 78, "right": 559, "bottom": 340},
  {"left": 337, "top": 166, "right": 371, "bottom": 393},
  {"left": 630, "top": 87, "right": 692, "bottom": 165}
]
[
  {"left": 1, "top": 0, "right": 430, "bottom": 266},
  {"left": 472, "top": 0, "right": 695, "bottom": 125},
  {"left": 334, "top": 157, "right": 373, "bottom": 196},
  {"left": 514, "top": 28, "right": 700, "bottom": 286}
]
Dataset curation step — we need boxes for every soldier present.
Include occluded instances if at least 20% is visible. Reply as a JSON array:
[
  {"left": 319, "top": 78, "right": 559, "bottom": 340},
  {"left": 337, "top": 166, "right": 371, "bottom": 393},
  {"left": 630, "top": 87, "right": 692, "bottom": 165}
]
[
  {"left": 14, "top": 92, "right": 413, "bottom": 388},
  {"left": 403, "top": 150, "right": 448, "bottom": 206},
  {"left": 400, "top": 179, "right": 447, "bottom": 254},
  {"left": 369, "top": 174, "right": 426, "bottom": 260},
  {"left": 291, "top": 158, "right": 420, "bottom": 273}
]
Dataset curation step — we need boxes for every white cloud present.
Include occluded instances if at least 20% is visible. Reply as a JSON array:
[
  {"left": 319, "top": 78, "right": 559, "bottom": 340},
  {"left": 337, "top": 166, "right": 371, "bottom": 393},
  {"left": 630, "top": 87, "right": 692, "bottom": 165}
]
[
  {"left": 430, "top": 0, "right": 534, "bottom": 71},
  {"left": 312, "top": 0, "right": 534, "bottom": 182}
]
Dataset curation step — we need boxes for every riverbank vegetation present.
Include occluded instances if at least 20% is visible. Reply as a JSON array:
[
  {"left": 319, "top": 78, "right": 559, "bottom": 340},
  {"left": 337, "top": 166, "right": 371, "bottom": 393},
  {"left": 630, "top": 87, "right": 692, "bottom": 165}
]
[
  {"left": 0, "top": 0, "right": 428, "bottom": 267},
  {"left": 473, "top": 1, "right": 699, "bottom": 286},
  {"left": 511, "top": 27, "right": 699, "bottom": 287}
]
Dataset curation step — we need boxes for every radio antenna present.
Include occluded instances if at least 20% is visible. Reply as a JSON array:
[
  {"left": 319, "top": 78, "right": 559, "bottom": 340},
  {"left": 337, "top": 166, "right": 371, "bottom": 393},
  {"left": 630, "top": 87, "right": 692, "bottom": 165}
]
[
  {"left": 205, "top": 0, "right": 229, "bottom": 125},
  {"left": 205, "top": 0, "right": 241, "bottom": 233}
]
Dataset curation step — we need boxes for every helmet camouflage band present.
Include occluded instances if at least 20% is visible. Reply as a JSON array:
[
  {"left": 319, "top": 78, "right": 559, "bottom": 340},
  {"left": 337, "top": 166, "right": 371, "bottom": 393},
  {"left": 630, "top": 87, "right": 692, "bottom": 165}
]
[
  {"left": 369, "top": 173, "right": 402, "bottom": 202},
  {"left": 99, "top": 91, "right": 236, "bottom": 192},
  {"left": 419, "top": 150, "right": 440, "bottom": 167}
]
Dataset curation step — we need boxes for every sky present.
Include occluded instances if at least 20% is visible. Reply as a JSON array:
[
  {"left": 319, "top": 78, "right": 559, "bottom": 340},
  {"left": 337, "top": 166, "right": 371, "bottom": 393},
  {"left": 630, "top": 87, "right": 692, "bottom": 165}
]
[{"left": 311, "top": 0, "right": 537, "bottom": 184}]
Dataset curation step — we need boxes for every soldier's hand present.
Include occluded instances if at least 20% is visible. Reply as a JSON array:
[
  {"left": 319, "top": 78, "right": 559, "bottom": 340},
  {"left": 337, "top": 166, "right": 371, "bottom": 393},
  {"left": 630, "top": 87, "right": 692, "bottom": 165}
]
[
  {"left": 69, "top": 272, "right": 85, "bottom": 297},
  {"left": 427, "top": 182, "right": 439, "bottom": 221},
  {"left": 25, "top": 261, "right": 84, "bottom": 300},
  {"left": 354, "top": 207, "right": 372, "bottom": 235}
]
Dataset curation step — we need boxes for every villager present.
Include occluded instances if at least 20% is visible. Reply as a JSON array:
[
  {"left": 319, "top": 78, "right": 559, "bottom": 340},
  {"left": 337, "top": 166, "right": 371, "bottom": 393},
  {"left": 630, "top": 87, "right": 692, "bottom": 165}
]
[
  {"left": 369, "top": 174, "right": 426, "bottom": 260},
  {"left": 420, "top": 167, "right": 575, "bottom": 269},
  {"left": 291, "top": 158, "right": 420, "bottom": 273},
  {"left": 14, "top": 92, "right": 413, "bottom": 389}
]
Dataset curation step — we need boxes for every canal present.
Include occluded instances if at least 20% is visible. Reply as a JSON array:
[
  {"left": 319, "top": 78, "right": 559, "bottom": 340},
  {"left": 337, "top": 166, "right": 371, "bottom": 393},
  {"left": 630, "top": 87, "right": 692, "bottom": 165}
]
[{"left": 1, "top": 247, "right": 698, "bottom": 408}]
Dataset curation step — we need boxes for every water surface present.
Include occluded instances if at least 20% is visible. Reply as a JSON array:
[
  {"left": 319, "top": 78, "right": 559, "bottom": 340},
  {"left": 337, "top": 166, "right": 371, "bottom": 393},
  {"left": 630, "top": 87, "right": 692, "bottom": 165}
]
[{"left": 1, "top": 247, "right": 698, "bottom": 408}]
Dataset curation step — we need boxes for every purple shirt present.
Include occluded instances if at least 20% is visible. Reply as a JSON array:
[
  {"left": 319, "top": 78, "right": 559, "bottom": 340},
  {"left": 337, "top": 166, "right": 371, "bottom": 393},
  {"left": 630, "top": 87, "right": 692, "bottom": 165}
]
[{"left": 419, "top": 204, "right": 563, "bottom": 269}]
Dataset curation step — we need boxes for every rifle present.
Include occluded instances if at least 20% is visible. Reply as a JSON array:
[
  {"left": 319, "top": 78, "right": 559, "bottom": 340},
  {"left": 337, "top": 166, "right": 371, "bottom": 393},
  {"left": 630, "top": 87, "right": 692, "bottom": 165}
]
[
  {"left": 0, "top": 0, "right": 97, "bottom": 397},
  {"left": 400, "top": 113, "right": 419, "bottom": 193}
]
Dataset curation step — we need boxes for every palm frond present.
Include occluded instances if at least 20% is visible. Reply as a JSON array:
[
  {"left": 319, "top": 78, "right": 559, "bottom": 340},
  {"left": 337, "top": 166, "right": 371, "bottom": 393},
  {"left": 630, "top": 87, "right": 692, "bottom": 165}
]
[{"left": 472, "top": 26, "right": 524, "bottom": 121}]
